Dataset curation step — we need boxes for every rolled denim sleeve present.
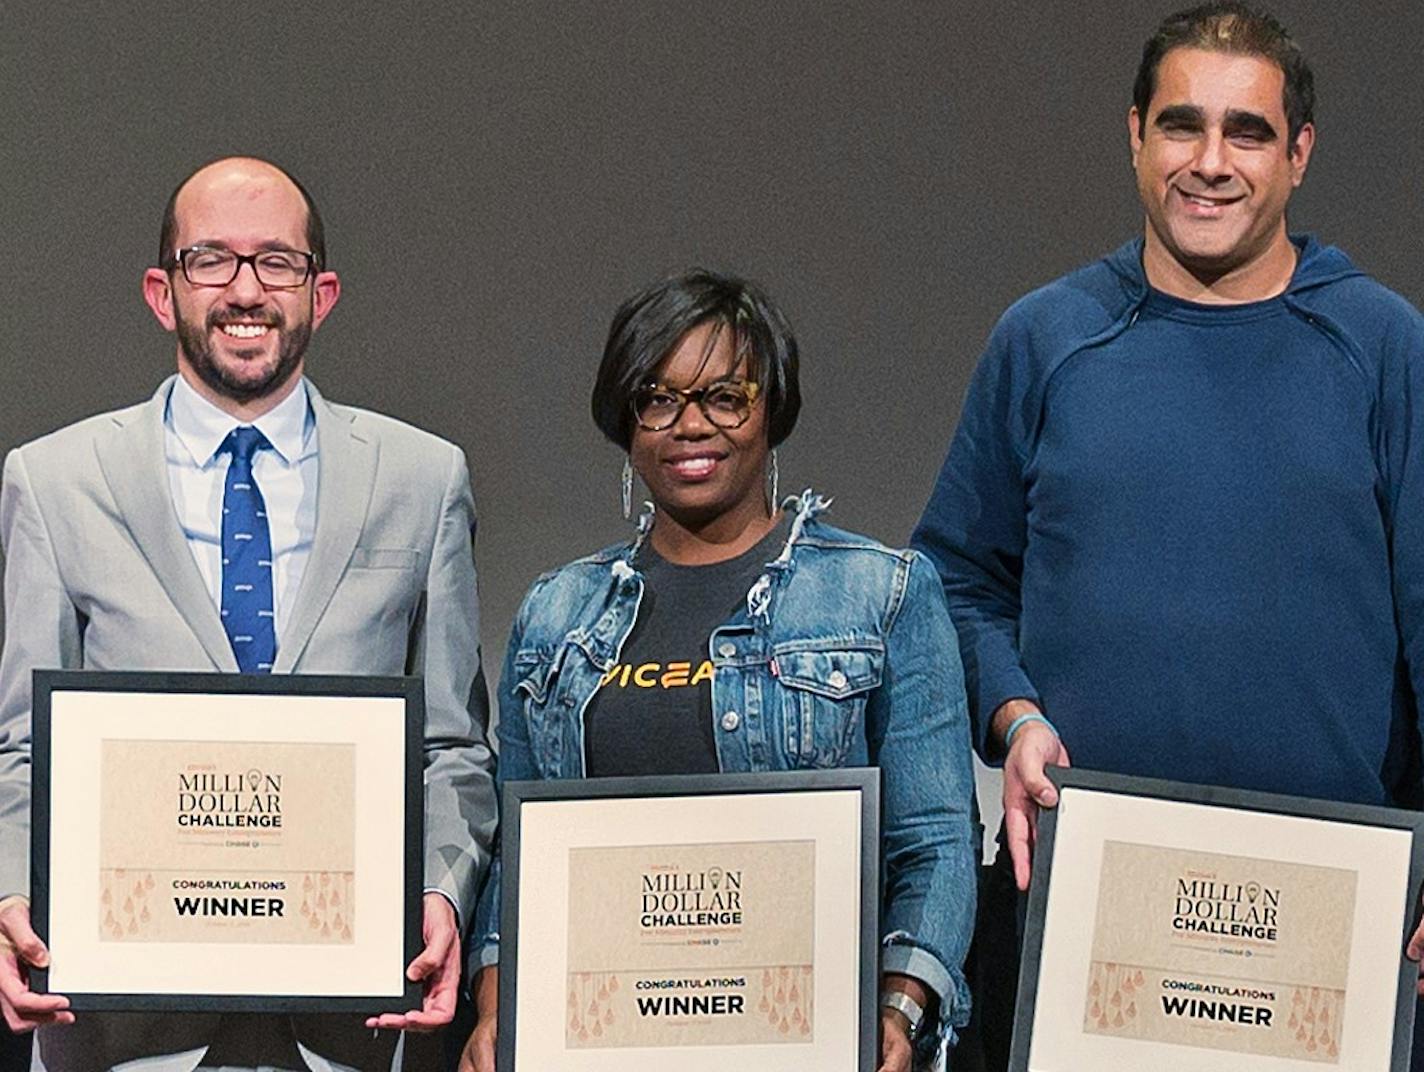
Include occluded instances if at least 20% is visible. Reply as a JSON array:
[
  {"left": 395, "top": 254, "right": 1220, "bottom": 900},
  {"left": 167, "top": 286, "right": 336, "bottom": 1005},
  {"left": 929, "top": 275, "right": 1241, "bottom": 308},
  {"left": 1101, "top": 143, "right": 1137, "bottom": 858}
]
[{"left": 868, "top": 550, "right": 977, "bottom": 1035}]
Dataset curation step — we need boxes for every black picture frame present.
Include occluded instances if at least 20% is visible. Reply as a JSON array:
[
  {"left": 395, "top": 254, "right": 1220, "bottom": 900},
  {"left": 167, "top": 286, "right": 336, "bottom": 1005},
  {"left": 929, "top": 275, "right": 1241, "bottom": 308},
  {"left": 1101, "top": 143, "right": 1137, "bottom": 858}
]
[
  {"left": 30, "top": 668, "right": 424, "bottom": 1013},
  {"left": 497, "top": 768, "right": 882, "bottom": 1072},
  {"left": 1010, "top": 766, "right": 1424, "bottom": 1072}
]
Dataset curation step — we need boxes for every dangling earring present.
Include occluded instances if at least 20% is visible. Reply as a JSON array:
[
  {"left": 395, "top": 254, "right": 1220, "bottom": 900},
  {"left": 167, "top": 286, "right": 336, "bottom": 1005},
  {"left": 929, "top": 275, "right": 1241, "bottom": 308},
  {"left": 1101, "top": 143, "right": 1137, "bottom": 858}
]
[
  {"left": 621, "top": 456, "right": 634, "bottom": 520},
  {"left": 765, "top": 449, "right": 779, "bottom": 515}
]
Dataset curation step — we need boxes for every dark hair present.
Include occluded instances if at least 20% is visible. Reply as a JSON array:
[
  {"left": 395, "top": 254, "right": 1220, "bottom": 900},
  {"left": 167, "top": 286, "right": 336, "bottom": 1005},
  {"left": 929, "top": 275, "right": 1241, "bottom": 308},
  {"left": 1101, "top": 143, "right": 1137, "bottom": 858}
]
[
  {"left": 158, "top": 156, "right": 327, "bottom": 268},
  {"left": 1134, "top": 2, "right": 1315, "bottom": 147},
  {"left": 592, "top": 269, "right": 802, "bottom": 452}
]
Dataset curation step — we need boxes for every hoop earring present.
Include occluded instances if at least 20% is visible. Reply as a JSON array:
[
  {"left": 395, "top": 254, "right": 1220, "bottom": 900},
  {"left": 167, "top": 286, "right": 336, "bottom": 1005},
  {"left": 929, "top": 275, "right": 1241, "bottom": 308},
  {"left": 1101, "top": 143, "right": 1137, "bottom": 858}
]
[
  {"left": 765, "top": 449, "right": 779, "bottom": 514},
  {"left": 621, "top": 456, "right": 634, "bottom": 520}
]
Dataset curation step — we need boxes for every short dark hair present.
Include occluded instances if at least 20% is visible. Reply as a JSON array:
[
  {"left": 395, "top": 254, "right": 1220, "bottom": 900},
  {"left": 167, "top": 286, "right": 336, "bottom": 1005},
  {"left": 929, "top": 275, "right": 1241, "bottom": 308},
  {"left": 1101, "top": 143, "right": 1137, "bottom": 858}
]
[
  {"left": 1134, "top": 2, "right": 1315, "bottom": 146},
  {"left": 592, "top": 269, "right": 802, "bottom": 452},
  {"left": 158, "top": 156, "right": 327, "bottom": 268}
]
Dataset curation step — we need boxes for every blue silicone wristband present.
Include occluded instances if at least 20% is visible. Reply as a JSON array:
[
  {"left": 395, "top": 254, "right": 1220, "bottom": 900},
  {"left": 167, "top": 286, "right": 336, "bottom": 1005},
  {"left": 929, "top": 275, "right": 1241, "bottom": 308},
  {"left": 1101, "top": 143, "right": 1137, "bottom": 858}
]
[{"left": 1004, "top": 712, "right": 1058, "bottom": 750}]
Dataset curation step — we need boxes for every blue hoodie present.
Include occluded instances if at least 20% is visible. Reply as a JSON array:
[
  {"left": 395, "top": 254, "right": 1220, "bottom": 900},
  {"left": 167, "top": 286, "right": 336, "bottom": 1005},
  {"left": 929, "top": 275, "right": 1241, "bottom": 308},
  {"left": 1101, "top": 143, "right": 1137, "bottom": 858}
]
[{"left": 912, "top": 236, "right": 1424, "bottom": 806}]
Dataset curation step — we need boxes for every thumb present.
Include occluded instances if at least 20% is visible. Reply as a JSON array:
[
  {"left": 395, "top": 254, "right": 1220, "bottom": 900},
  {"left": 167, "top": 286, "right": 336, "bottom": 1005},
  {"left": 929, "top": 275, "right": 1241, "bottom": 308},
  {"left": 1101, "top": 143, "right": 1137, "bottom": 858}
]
[
  {"left": 1017, "top": 750, "right": 1059, "bottom": 808},
  {"left": 18, "top": 933, "right": 50, "bottom": 969},
  {"left": 1407, "top": 920, "right": 1424, "bottom": 962},
  {"left": 1029, "top": 776, "right": 1058, "bottom": 808},
  {"left": 408, "top": 927, "right": 452, "bottom": 981},
  {"left": 0, "top": 908, "right": 48, "bottom": 968}
]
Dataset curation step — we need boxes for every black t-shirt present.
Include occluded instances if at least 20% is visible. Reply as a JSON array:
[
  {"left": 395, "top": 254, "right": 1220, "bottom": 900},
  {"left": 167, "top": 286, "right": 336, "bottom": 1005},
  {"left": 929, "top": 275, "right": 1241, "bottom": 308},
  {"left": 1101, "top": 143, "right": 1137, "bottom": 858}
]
[{"left": 583, "top": 527, "right": 784, "bottom": 777}]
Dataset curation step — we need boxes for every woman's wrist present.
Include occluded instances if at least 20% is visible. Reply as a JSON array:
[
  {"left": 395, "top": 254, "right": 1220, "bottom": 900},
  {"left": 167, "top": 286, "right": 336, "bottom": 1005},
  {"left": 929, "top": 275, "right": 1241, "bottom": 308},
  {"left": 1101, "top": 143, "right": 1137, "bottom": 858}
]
[
  {"left": 473, "top": 964, "right": 499, "bottom": 1018},
  {"left": 880, "top": 971, "right": 933, "bottom": 1039}
]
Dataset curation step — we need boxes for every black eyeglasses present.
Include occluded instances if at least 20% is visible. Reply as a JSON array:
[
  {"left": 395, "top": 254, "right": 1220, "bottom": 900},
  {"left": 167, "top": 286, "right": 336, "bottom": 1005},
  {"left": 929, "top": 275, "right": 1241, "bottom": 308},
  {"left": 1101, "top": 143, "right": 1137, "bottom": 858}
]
[
  {"left": 632, "top": 380, "right": 762, "bottom": 431},
  {"left": 167, "top": 246, "right": 318, "bottom": 289}
]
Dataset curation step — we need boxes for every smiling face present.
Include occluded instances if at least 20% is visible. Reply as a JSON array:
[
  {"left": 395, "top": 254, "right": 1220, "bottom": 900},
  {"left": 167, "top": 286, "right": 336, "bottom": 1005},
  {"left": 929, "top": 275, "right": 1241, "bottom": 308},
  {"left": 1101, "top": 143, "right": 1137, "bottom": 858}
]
[
  {"left": 1129, "top": 47, "right": 1313, "bottom": 299},
  {"left": 142, "top": 158, "right": 340, "bottom": 415},
  {"left": 629, "top": 319, "right": 771, "bottom": 539}
]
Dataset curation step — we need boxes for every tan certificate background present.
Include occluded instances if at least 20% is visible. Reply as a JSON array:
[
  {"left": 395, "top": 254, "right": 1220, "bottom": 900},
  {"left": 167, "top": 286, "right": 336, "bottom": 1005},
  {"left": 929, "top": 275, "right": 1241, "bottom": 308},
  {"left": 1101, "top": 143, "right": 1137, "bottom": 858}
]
[
  {"left": 46, "top": 690, "right": 408, "bottom": 998},
  {"left": 564, "top": 840, "right": 814, "bottom": 1048},
  {"left": 99, "top": 739, "right": 356, "bottom": 944},
  {"left": 1084, "top": 841, "right": 1357, "bottom": 1062},
  {"left": 512, "top": 789, "right": 864, "bottom": 1072},
  {"left": 1027, "top": 788, "right": 1412, "bottom": 1072}
]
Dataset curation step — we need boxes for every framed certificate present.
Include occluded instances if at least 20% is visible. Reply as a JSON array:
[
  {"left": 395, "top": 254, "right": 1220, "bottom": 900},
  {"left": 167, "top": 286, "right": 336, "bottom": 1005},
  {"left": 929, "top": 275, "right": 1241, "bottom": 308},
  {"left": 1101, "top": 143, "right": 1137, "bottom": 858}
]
[
  {"left": 30, "top": 669, "right": 424, "bottom": 1012},
  {"left": 1011, "top": 767, "right": 1424, "bottom": 1072},
  {"left": 497, "top": 769, "right": 881, "bottom": 1072}
]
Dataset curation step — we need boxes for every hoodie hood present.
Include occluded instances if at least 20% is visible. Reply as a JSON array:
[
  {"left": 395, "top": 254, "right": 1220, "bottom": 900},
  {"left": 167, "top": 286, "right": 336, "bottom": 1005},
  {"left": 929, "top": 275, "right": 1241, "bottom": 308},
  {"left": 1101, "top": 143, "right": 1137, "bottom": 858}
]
[{"left": 1101, "top": 233, "right": 1364, "bottom": 302}]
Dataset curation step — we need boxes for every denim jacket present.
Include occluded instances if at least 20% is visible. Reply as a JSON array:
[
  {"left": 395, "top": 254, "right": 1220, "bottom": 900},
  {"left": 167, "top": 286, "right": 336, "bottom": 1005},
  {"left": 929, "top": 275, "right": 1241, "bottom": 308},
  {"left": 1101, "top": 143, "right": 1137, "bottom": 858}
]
[{"left": 473, "top": 491, "right": 977, "bottom": 1036}]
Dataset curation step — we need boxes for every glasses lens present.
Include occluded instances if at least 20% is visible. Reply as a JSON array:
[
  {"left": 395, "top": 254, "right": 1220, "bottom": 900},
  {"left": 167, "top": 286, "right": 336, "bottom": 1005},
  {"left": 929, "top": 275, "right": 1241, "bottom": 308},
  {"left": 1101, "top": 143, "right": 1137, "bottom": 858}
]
[
  {"left": 183, "top": 249, "right": 238, "bottom": 286},
  {"left": 701, "top": 383, "right": 753, "bottom": 428},
  {"left": 253, "top": 251, "right": 311, "bottom": 287},
  {"left": 634, "top": 387, "right": 683, "bottom": 430}
]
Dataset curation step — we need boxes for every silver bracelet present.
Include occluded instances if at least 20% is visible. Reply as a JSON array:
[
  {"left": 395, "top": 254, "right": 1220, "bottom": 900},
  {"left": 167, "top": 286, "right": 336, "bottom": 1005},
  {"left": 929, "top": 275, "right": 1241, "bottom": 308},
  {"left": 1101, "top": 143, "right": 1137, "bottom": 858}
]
[{"left": 880, "top": 989, "right": 926, "bottom": 1038}]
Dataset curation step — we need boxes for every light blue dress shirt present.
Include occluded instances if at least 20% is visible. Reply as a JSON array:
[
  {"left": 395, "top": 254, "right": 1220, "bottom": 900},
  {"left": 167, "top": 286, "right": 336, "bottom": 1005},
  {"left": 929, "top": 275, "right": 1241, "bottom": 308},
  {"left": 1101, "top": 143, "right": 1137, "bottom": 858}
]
[{"left": 164, "top": 376, "right": 318, "bottom": 645}]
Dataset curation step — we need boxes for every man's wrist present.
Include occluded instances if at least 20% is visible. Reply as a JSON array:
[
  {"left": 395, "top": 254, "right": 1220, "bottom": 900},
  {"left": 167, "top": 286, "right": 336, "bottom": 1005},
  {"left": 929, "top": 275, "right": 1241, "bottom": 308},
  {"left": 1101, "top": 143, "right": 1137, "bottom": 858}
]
[
  {"left": 990, "top": 698, "right": 1043, "bottom": 752},
  {"left": 1004, "top": 712, "right": 1058, "bottom": 750},
  {"left": 423, "top": 887, "right": 460, "bottom": 931}
]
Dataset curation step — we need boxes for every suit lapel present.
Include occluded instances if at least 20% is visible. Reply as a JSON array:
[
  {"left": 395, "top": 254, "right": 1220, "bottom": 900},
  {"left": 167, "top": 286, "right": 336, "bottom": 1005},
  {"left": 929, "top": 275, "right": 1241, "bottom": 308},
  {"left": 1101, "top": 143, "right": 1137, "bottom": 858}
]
[
  {"left": 96, "top": 378, "right": 238, "bottom": 671},
  {"left": 273, "top": 383, "right": 377, "bottom": 671}
]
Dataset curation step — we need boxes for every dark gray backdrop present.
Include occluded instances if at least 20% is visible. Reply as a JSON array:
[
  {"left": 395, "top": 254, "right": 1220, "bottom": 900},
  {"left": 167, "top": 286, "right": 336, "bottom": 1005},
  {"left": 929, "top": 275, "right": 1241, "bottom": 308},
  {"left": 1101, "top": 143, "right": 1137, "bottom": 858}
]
[{"left": 3, "top": 1, "right": 1421, "bottom": 707}]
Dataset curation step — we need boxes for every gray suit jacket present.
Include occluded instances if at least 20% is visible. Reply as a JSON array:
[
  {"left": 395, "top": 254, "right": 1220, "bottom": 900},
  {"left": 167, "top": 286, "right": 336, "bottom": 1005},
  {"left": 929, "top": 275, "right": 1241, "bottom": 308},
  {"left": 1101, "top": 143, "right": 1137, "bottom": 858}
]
[{"left": 0, "top": 377, "right": 497, "bottom": 1069}]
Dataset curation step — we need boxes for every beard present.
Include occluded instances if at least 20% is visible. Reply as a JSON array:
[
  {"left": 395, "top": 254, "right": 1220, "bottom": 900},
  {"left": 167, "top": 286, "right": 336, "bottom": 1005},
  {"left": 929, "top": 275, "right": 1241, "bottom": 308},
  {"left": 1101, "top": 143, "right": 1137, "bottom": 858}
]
[{"left": 174, "top": 296, "right": 312, "bottom": 404}]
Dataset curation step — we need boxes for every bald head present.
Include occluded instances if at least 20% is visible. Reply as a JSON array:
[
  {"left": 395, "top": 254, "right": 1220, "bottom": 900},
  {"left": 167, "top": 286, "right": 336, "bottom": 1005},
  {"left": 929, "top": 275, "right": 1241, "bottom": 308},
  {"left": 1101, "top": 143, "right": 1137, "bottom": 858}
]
[{"left": 158, "top": 156, "right": 326, "bottom": 268}]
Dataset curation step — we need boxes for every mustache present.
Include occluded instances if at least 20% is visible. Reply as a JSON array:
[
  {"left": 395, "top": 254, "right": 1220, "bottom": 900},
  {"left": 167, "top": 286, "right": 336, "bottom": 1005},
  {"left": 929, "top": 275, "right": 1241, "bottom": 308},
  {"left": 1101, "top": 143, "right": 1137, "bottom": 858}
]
[{"left": 207, "top": 308, "right": 284, "bottom": 330}]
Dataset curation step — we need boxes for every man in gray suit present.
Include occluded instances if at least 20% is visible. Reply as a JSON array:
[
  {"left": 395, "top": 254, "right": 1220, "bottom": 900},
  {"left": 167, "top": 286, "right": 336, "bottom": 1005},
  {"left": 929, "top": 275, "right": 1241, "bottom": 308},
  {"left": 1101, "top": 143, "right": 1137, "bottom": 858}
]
[{"left": 0, "top": 156, "right": 497, "bottom": 1070}]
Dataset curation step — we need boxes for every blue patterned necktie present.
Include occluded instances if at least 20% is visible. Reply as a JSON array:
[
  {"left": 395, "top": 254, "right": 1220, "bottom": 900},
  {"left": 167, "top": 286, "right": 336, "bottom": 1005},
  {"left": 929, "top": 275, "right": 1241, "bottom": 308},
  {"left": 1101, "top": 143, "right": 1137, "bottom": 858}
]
[{"left": 220, "top": 427, "right": 276, "bottom": 673}]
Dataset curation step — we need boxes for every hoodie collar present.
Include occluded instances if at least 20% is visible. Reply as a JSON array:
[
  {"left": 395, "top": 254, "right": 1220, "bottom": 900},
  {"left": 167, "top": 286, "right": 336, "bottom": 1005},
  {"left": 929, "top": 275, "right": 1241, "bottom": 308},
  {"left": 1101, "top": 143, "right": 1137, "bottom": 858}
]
[{"left": 1104, "top": 233, "right": 1363, "bottom": 304}]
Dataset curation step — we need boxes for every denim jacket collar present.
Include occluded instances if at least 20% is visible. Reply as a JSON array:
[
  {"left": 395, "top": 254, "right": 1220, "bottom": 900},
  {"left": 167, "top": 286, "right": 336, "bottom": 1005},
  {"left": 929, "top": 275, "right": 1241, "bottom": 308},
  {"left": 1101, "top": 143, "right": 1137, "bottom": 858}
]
[{"left": 609, "top": 488, "right": 835, "bottom": 617}]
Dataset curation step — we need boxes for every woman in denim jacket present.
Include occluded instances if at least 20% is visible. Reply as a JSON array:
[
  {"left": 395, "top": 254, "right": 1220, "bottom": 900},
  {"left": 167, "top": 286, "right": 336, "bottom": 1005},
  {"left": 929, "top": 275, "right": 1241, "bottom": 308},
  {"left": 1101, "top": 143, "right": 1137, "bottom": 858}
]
[{"left": 461, "top": 269, "right": 976, "bottom": 1072}]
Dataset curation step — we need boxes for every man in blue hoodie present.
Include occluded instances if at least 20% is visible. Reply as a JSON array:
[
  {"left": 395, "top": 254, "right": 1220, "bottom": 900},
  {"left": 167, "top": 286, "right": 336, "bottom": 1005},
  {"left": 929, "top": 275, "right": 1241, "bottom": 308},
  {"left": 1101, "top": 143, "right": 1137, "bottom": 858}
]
[{"left": 913, "top": 2, "right": 1424, "bottom": 1065}]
